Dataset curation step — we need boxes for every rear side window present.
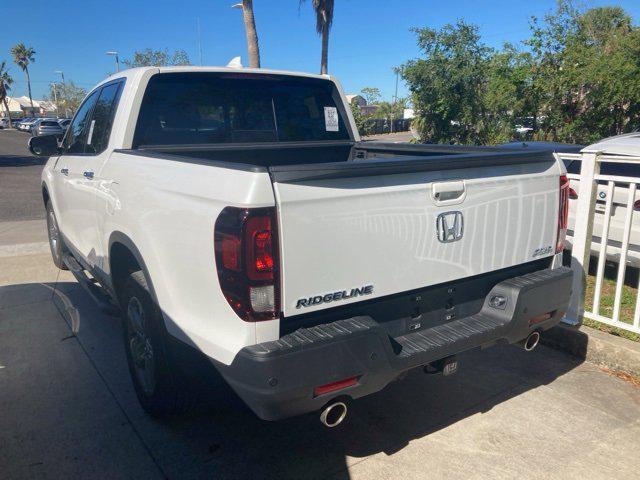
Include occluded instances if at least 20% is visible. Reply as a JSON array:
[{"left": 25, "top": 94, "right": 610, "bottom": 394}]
[
  {"left": 133, "top": 72, "right": 351, "bottom": 147},
  {"left": 86, "top": 81, "right": 123, "bottom": 154},
  {"left": 63, "top": 90, "right": 99, "bottom": 154}
]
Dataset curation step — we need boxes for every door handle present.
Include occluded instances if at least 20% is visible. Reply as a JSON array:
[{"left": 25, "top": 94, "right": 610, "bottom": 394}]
[
  {"left": 83, "top": 171, "right": 94, "bottom": 180},
  {"left": 60, "top": 167, "right": 69, "bottom": 176}
]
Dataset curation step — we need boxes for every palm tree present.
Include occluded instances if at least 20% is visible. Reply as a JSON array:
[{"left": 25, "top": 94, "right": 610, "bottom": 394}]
[
  {"left": 233, "top": 1, "right": 261, "bottom": 68},
  {"left": 300, "top": 0, "right": 334, "bottom": 74},
  {"left": 10, "top": 43, "right": 36, "bottom": 116},
  {"left": 0, "top": 61, "right": 14, "bottom": 128}
]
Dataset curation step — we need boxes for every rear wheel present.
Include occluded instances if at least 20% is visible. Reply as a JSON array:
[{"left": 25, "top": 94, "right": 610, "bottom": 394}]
[
  {"left": 45, "top": 200, "right": 68, "bottom": 270},
  {"left": 121, "top": 271, "right": 196, "bottom": 417}
]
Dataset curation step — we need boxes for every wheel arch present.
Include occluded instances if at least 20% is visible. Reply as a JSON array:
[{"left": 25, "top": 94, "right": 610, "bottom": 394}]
[{"left": 108, "top": 231, "right": 159, "bottom": 306}]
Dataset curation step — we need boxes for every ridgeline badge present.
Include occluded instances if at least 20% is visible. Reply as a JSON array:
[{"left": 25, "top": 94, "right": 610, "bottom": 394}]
[{"left": 296, "top": 285, "right": 374, "bottom": 309}]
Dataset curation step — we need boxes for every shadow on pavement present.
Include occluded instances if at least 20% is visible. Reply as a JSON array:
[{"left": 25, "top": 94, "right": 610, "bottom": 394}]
[
  {"left": 0, "top": 281, "right": 587, "bottom": 479},
  {"left": 0, "top": 155, "right": 45, "bottom": 167}
]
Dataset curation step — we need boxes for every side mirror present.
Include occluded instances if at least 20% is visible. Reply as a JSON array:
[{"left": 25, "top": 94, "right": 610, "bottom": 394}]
[{"left": 28, "top": 134, "right": 60, "bottom": 156}]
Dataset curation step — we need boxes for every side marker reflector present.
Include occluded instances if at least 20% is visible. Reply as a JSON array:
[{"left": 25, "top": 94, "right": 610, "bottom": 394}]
[{"left": 314, "top": 376, "right": 358, "bottom": 397}]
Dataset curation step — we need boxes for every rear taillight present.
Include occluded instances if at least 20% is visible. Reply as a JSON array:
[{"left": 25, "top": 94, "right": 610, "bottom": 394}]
[
  {"left": 214, "top": 207, "right": 280, "bottom": 321},
  {"left": 557, "top": 175, "right": 570, "bottom": 253}
]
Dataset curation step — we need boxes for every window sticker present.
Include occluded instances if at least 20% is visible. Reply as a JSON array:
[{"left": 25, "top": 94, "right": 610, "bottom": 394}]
[
  {"left": 87, "top": 119, "right": 96, "bottom": 145},
  {"left": 324, "top": 106, "right": 339, "bottom": 132}
]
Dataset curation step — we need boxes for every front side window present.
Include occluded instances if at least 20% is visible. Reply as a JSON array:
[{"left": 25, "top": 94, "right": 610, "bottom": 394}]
[
  {"left": 133, "top": 73, "right": 351, "bottom": 147},
  {"left": 63, "top": 90, "right": 99, "bottom": 154},
  {"left": 86, "top": 82, "right": 123, "bottom": 154}
]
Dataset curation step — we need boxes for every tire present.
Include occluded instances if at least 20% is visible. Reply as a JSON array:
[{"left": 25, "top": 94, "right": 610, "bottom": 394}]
[
  {"left": 45, "top": 200, "right": 68, "bottom": 270},
  {"left": 120, "top": 271, "right": 196, "bottom": 417}
]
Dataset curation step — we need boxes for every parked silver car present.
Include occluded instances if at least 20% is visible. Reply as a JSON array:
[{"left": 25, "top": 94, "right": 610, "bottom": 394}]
[{"left": 32, "top": 119, "right": 65, "bottom": 137}]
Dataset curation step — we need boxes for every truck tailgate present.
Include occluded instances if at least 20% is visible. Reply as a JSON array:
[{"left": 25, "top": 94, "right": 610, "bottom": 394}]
[{"left": 271, "top": 152, "right": 561, "bottom": 317}]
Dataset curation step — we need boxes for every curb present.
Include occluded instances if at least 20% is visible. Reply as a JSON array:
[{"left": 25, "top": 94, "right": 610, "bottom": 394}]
[{"left": 542, "top": 323, "right": 640, "bottom": 377}]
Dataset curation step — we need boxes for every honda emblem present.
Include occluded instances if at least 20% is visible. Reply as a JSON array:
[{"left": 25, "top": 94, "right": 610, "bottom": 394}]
[{"left": 436, "top": 211, "right": 464, "bottom": 243}]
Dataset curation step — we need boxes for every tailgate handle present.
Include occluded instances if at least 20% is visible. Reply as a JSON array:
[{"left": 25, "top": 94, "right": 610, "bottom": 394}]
[{"left": 432, "top": 181, "right": 466, "bottom": 205}]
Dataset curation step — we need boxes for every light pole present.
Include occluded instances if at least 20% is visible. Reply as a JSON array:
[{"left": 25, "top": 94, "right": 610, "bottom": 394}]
[
  {"left": 391, "top": 67, "right": 403, "bottom": 134},
  {"left": 197, "top": 17, "right": 203, "bottom": 66},
  {"left": 54, "top": 70, "right": 65, "bottom": 84},
  {"left": 106, "top": 51, "right": 120, "bottom": 72},
  {"left": 51, "top": 83, "right": 59, "bottom": 118}
]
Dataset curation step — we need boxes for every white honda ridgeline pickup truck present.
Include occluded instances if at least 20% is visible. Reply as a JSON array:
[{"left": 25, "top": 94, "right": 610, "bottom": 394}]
[{"left": 30, "top": 66, "right": 572, "bottom": 427}]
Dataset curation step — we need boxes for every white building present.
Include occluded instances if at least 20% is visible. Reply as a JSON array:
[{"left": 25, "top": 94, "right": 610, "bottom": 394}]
[{"left": 1, "top": 96, "right": 57, "bottom": 118}]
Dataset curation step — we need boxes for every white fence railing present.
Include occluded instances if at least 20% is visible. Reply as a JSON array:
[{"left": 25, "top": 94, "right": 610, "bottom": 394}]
[{"left": 558, "top": 150, "right": 640, "bottom": 334}]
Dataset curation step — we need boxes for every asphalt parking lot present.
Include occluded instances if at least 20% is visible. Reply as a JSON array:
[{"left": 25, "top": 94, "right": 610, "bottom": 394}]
[
  {"left": 1, "top": 132, "right": 640, "bottom": 479},
  {"left": 0, "top": 129, "right": 46, "bottom": 222}
]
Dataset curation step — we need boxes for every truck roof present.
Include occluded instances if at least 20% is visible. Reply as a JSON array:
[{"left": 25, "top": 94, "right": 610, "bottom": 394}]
[{"left": 98, "top": 66, "right": 332, "bottom": 89}]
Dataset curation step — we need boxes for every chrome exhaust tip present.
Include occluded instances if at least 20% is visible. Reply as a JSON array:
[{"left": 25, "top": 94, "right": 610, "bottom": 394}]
[
  {"left": 320, "top": 401, "right": 348, "bottom": 428},
  {"left": 519, "top": 331, "right": 541, "bottom": 352}
]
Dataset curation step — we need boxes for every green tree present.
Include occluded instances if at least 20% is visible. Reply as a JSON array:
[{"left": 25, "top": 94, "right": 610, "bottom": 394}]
[
  {"left": 234, "top": 0, "right": 261, "bottom": 68},
  {"left": 349, "top": 99, "right": 368, "bottom": 136},
  {"left": 372, "top": 98, "right": 407, "bottom": 120},
  {"left": 0, "top": 61, "right": 14, "bottom": 127},
  {"left": 401, "top": 21, "right": 493, "bottom": 144},
  {"left": 123, "top": 48, "right": 191, "bottom": 68},
  {"left": 401, "top": 1, "right": 640, "bottom": 145},
  {"left": 564, "top": 6, "right": 640, "bottom": 140},
  {"left": 10, "top": 43, "right": 36, "bottom": 116},
  {"left": 526, "top": 1, "right": 640, "bottom": 143},
  {"left": 525, "top": 0, "right": 581, "bottom": 141},
  {"left": 46, "top": 81, "right": 87, "bottom": 118},
  {"left": 360, "top": 87, "right": 381, "bottom": 105},
  {"left": 301, "top": 0, "right": 335, "bottom": 74},
  {"left": 484, "top": 44, "right": 539, "bottom": 143}
]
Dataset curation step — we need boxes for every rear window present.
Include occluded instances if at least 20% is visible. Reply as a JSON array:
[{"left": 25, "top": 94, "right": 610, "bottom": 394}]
[
  {"left": 133, "top": 72, "right": 351, "bottom": 147},
  {"left": 41, "top": 121, "right": 59, "bottom": 127}
]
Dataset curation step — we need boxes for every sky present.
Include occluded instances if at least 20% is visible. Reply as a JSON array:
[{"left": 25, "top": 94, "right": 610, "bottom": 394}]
[{"left": 2, "top": 0, "right": 640, "bottom": 101}]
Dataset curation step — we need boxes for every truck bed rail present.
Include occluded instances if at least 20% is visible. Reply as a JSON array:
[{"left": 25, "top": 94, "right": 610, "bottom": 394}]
[{"left": 269, "top": 149, "right": 556, "bottom": 183}]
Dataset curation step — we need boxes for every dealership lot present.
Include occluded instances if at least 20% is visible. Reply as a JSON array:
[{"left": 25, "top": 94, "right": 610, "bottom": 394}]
[{"left": 1, "top": 134, "right": 639, "bottom": 479}]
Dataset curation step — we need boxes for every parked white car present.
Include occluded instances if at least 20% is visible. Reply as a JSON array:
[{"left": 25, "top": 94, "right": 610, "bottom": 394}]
[
  {"left": 19, "top": 117, "right": 39, "bottom": 132},
  {"left": 564, "top": 133, "right": 640, "bottom": 268},
  {"left": 31, "top": 66, "right": 572, "bottom": 426}
]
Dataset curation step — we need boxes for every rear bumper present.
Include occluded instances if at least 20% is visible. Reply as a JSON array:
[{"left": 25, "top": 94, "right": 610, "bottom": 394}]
[{"left": 217, "top": 266, "right": 573, "bottom": 421}]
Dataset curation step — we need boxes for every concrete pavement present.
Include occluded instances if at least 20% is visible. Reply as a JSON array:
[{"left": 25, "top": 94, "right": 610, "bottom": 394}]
[{"left": 1, "top": 221, "right": 640, "bottom": 479}]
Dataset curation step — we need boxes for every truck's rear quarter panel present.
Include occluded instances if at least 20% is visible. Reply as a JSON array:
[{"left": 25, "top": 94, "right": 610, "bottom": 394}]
[{"left": 98, "top": 152, "right": 278, "bottom": 364}]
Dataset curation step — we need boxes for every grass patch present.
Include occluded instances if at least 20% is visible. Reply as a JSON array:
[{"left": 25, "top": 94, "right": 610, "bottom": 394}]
[{"left": 584, "top": 274, "right": 640, "bottom": 342}]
